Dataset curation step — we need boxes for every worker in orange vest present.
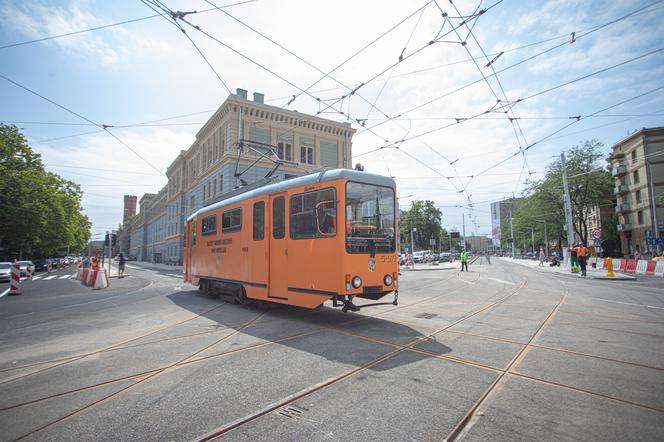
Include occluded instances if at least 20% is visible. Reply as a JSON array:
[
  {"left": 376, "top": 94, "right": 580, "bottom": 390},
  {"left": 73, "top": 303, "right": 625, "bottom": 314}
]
[{"left": 575, "top": 243, "right": 589, "bottom": 277}]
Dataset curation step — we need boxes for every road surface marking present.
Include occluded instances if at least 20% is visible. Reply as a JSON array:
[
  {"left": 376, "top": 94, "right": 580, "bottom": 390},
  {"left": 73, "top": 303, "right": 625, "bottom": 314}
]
[
  {"left": 42, "top": 275, "right": 58, "bottom": 280},
  {"left": 71, "top": 273, "right": 77, "bottom": 278},
  {"left": 32, "top": 275, "right": 43, "bottom": 280},
  {"left": 0, "top": 288, "right": 9, "bottom": 299},
  {"left": 126, "top": 265, "right": 139, "bottom": 269},
  {"left": 485, "top": 277, "right": 515, "bottom": 285},
  {"left": 59, "top": 274, "right": 72, "bottom": 279},
  {"left": 167, "top": 273, "right": 183, "bottom": 278},
  {"left": 593, "top": 298, "right": 664, "bottom": 310}
]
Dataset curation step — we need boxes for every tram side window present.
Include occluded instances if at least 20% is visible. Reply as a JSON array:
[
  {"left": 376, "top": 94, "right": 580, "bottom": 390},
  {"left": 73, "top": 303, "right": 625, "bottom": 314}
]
[
  {"left": 201, "top": 215, "right": 217, "bottom": 236},
  {"left": 290, "top": 188, "right": 336, "bottom": 239},
  {"left": 273, "top": 196, "right": 285, "bottom": 239},
  {"left": 191, "top": 221, "right": 197, "bottom": 245},
  {"left": 253, "top": 201, "right": 265, "bottom": 240},
  {"left": 222, "top": 208, "right": 242, "bottom": 232}
]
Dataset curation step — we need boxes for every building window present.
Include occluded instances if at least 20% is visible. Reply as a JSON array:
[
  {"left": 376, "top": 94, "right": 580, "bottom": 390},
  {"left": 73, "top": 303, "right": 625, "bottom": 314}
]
[
  {"left": 635, "top": 190, "right": 641, "bottom": 204},
  {"left": 272, "top": 196, "right": 285, "bottom": 239},
  {"left": 632, "top": 170, "right": 639, "bottom": 184},
  {"left": 213, "top": 178, "right": 217, "bottom": 195},
  {"left": 290, "top": 188, "right": 337, "bottom": 239},
  {"left": 631, "top": 150, "right": 637, "bottom": 164},
  {"left": 222, "top": 208, "right": 242, "bottom": 232},
  {"left": 219, "top": 175, "right": 223, "bottom": 194},
  {"left": 190, "top": 195, "right": 196, "bottom": 211},
  {"left": 277, "top": 142, "right": 293, "bottom": 161},
  {"left": 300, "top": 137, "right": 314, "bottom": 165},
  {"left": 253, "top": 201, "right": 265, "bottom": 240},
  {"left": 202, "top": 215, "right": 217, "bottom": 236},
  {"left": 637, "top": 211, "right": 644, "bottom": 225}
]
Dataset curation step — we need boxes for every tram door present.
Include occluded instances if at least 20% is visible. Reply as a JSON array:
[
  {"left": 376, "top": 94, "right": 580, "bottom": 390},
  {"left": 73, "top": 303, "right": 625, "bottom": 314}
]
[{"left": 269, "top": 194, "right": 288, "bottom": 299}]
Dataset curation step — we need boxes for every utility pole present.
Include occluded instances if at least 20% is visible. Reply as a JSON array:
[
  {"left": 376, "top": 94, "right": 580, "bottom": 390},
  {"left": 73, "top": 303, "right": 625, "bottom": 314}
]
[
  {"left": 509, "top": 198, "right": 515, "bottom": 258},
  {"left": 531, "top": 227, "right": 535, "bottom": 253},
  {"left": 561, "top": 152, "right": 576, "bottom": 246},
  {"left": 448, "top": 231, "right": 452, "bottom": 252},
  {"left": 462, "top": 213, "right": 467, "bottom": 251},
  {"left": 410, "top": 227, "right": 416, "bottom": 270}
]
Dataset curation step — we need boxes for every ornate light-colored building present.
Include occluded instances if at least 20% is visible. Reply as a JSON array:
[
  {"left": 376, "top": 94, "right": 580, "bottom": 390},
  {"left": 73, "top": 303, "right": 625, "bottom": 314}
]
[
  {"left": 611, "top": 126, "right": 664, "bottom": 257},
  {"left": 127, "top": 89, "right": 356, "bottom": 264}
]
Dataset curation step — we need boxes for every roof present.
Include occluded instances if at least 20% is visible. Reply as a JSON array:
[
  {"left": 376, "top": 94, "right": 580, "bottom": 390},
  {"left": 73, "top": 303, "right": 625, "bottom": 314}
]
[{"left": 188, "top": 168, "right": 395, "bottom": 221}]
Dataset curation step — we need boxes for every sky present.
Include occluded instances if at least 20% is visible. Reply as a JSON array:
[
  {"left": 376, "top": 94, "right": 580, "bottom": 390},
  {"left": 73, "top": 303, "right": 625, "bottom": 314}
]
[{"left": 1, "top": 0, "right": 663, "bottom": 241}]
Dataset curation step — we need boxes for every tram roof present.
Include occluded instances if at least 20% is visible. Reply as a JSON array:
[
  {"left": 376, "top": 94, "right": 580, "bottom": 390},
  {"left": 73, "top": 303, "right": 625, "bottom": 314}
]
[{"left": 188, "top": 168, "right": 396, "bottom": 221}]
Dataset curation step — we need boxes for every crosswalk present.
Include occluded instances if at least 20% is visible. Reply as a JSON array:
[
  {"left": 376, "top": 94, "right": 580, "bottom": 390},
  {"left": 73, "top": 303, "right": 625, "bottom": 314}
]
[{"left": 30, "top": 272, "right": 77, "bottom": 281}]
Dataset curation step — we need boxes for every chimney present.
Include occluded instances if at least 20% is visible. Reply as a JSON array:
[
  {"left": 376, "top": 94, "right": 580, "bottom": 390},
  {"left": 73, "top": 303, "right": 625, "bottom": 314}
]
[
  {"left": 253, "top": 92, "right": 264, "bottom": 104},
  {"left": 236, "top": 88, "right": 248, "bottom": 100}
]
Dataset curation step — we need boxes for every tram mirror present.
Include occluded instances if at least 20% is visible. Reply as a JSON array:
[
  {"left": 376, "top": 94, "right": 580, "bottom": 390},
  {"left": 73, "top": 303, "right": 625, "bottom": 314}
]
[{"left": 316, "top": 200, "right": 336, "bottom": 236}]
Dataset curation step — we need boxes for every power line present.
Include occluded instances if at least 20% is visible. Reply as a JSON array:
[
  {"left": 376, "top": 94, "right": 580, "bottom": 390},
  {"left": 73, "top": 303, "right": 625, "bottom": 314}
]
[
  {"left": 0, "top": 73, "right": 165, "bottom": 175},
  {"left": 0, "top": 0, "right": 258, "bottom": 50}
]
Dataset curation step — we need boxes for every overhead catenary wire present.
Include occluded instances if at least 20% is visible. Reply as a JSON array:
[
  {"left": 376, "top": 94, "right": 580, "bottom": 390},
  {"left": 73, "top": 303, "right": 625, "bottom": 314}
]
[{"left": 0, "top": 73, "right": 165, "bottom": 175}]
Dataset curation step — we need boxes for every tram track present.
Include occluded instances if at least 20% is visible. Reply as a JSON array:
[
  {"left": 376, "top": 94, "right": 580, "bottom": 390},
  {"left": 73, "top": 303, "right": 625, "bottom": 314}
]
[
  {"left": 5, "top": 262, "right": 526, "bottom": 440},
  {"left": 191, "top": 267, "right": 530, "bottom": 440}
]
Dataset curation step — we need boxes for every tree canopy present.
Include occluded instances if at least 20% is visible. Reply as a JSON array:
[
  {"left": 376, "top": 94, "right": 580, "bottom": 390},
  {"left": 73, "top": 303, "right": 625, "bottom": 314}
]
[
  {"left": 0, "top": 124, "right": 91, "bottom": 259},
  {"left": 511, "top": 140, "right": 615, "bottom": 251},
  {"left": 399, "top": 200, "right": 446, "bottom": 251}
]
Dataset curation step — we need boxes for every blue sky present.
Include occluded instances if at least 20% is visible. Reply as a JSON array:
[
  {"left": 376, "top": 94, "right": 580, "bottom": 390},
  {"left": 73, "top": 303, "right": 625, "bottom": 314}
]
[{"left": 1, "top": 0, "right": 663, "bottom": 239}]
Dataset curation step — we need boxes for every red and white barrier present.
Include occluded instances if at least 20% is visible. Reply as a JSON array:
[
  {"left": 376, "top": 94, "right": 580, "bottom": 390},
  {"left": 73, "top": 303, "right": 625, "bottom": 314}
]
[
  {"left": 92, "top": 269, "right": 109, "bottom": 289},
  {"left": 624, "top": 259, "right": 637, "bottom": 273},
  {"left": 27, "top": 263, "right": 34, "bottom": 280},
  {"left": 9, "top": 263, "right": 21, "bottom": 296},
  {"left": 85, "top": 268, "right": 94, "bottom": 285},
  {"left": 645, "top": 261, "right": 656, "bottom": 276},
  {"left": 655, "top": 261, "right": 664, "bottom": 277},
  {"left": 635, "top": 260, "right": 648, "bottom": 274}
]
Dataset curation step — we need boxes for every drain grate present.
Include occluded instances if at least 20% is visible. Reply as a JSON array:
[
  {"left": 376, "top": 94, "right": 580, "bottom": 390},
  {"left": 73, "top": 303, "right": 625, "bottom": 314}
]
[
  {"left": 416, "top": 312, "right": 438, "bottom": 319},
  {"left": 276, "top": 404, "right": 308, "bottom": 419}
]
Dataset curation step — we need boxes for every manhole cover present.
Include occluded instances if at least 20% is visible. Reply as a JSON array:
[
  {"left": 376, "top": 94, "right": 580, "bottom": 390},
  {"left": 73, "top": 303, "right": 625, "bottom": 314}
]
[{"left": 416, "top": 313, "right": 438, "bottom": 319}]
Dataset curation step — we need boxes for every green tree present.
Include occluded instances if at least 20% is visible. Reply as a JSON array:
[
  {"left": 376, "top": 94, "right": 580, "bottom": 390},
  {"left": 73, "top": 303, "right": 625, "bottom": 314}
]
[
  {"left": 399, "top": 200, "right": 444, "bottom": 251},
  {"left": 513, "top": 140, "right": 614, "bottom": 249},
  {"left": 0, "top": 124, "right": 91, "bottom": 258}
]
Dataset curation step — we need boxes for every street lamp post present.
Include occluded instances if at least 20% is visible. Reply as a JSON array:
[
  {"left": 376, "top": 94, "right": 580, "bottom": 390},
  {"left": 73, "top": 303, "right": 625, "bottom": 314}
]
[{"left": 411, "top": 227, "right": 416, "bottom": 270}]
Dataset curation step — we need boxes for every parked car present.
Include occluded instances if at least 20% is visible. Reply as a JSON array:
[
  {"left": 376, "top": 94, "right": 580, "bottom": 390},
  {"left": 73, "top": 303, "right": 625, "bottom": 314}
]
[
  {"left": 398, "top": 254, "right": 405, "bottom": 265},
  {"left": 0, "top": 262, "right": 12, "bottom": 282},
  {"left": 17, "top": 261, "right": 34, "bottom": 277},
  {"left": 439, "top": 252, "right": 452, "bottom": 262},
  {"left": 412, "top": 251, "right": 425, "bottom": 263}
]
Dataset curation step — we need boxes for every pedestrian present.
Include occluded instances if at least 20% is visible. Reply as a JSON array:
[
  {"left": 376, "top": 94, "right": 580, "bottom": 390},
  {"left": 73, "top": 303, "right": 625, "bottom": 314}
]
[
  {"left": 461, "top": 250, "right": 469, "bottom": 272},
  {"left": 538, "top": 247, "right": 545, "bottom": 267},
  {"left": 634, "top": 249, "right": 641, "bottom": 260},
  {"left": 82, "top": 256, "right": 90, "bottom": 269},
  {"left": 569, "top": 245, "right": 579, "bottom": 273},
  {"left": 118, "top": 253, "right": 126, "bottom": 278},
  {"left": 576, "top": 242, "right": 588, "bottom": 277}
]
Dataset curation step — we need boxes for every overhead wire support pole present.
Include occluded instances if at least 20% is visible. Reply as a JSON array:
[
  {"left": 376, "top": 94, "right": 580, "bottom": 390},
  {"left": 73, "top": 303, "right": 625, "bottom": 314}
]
[{"left": 561, "top": 152, "right": 576, "bottom": 247}]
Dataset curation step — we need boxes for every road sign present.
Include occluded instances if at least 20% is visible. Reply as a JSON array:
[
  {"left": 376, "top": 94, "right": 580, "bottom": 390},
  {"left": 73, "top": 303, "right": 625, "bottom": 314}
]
[
  {"left": 644, "top": 229, "right": 653, "bottom": 237},
  {"left": 593, "top": 238, "right": 602, "bottom": 247},
  {"left": 592, "top": 229, "right": 601, "bottom": 239}
]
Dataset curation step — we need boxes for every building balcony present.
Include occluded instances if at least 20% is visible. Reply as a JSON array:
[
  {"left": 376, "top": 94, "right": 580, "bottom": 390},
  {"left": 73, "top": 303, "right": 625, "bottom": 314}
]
[
  {"left": 612, "top": 165, "right": 627, "bottom": 176},
  {"left": 617, "top": 223, "right": 632, "bottom": 232},
  {"left": 613, "top": 184, "right": 629, "bottom": 194},
  {"left": 615, "top": 203, "right": 631, "bottom": 212}
]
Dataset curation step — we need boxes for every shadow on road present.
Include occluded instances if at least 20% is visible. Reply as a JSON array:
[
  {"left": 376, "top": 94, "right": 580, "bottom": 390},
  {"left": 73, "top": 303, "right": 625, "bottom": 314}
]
[{"left": 167, "top": 290, "right": 451, "bottom": 371}]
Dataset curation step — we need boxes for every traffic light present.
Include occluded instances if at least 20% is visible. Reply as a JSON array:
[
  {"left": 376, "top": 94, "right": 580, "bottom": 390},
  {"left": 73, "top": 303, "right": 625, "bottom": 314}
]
[{"left": 111, "top": 234, "right": 117, "bottom": 247}]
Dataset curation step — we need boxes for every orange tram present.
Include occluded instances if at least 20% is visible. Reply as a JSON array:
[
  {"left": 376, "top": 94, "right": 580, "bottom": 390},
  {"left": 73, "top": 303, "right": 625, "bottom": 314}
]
[{"left": 184, "top": 169, "right": 399, "bottom": 312}]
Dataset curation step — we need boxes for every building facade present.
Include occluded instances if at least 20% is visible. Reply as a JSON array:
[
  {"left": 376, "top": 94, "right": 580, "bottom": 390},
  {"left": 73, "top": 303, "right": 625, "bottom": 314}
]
[
  {"left": 490, "top": 198, "right": 521, "bottom": 251},
  {"left": 126, "top": 89, "right": 355, "bottom": 265},
  {"left": 611, "top": 127, "right": 664, "bottom": 257}
]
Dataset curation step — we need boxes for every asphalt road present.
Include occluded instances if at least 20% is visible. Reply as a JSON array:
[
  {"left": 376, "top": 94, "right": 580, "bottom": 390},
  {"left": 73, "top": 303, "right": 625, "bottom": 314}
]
[{"left": 0, "top": 258, "right": 662, "bottom": 441}]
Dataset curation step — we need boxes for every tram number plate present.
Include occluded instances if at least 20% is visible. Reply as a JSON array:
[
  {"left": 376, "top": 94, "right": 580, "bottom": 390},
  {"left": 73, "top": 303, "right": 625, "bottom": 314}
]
[{"left": 380, "top": 255, "right": 396, "bottom": 263}]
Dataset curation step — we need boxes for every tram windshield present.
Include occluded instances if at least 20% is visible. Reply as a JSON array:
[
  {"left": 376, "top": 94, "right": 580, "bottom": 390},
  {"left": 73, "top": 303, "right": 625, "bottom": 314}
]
[{"left": 345, "top": 182, "right": 395, "bottom": 254}]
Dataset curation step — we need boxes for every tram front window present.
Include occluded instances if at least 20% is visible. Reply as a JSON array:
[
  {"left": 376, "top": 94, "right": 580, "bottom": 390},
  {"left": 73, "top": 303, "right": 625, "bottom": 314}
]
[{"left": 345, "top": 182, "right": 395, "bottom": 254}]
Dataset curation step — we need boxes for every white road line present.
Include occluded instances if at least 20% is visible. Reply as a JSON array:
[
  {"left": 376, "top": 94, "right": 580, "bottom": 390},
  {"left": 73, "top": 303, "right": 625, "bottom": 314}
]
[
  {"left": 167, "top": 273, "right": 183, "bottom": 278},
  {"left": 71, "top": 273, "right": 77, "bottom": 278},
  {"left": 42, "top": 275, "right": 58, "bottom": 281},
  {"left": 126, "top": 265, "right": 139, "bottom": 269},
  {"left": 32, "top": 275, "right": 43, "bottom": 280},
  {"left": 593, "top": 298, "right": 664, "bottom": 310},
  {"left": 58, "top": 274, "right": 71, "bottom": 279},
  {"left": 485, "top": 277, "right": 515, "bottom": 285},
  {"left": 0, "top": 288, "right": 9, "bottom": 299}
]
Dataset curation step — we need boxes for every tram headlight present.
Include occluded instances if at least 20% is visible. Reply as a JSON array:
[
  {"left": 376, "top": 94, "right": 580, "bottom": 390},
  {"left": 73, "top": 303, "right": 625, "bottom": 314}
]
[
  {"left": 383, "top": 274, "right": 393, "bottom": 286},
  {"left": 352, "top": 276, "right": 362, "bottom": 289}
]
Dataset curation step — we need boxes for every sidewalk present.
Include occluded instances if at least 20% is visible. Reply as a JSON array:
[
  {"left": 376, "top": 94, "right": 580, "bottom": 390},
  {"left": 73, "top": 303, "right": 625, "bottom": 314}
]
[
  {"left": 498, "top": 257, "right": 636, "bottom": 280},
  {"left": 400, "top": 262, "right": 458, "bottom": 272},
  {"left": 125, "top": 261, "right": 183, "bottom": 273}
]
